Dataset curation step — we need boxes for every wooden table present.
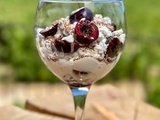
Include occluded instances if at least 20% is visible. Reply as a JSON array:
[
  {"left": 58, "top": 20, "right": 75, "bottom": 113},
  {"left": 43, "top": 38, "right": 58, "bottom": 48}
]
[{"left": 0, "top": 84, "right": 160, "bottom": 120}]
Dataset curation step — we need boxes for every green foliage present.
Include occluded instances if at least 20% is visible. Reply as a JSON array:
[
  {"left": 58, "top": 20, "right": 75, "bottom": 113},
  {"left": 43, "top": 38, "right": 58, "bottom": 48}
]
[
  {"left": 14, "top": 101, "right": 25, "bottom": 109},
  {"left": 124, "top": 0, "right": 160, "bottom": 37},
  {"left": 0, "top": 24, "right": 59, "bottom": 82},
  {"left": 0, "top": 0, "right": 59, "bottom": 83}
]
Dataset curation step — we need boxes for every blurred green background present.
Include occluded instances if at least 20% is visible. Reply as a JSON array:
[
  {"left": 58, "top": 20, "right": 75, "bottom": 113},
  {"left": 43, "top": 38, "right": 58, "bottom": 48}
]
[{"left": 0, "top": 0, "right": 160, "bottom": 107}]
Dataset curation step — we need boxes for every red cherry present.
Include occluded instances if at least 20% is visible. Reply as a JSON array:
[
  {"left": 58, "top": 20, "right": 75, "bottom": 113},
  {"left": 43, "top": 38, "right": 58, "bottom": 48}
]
[
  {"left": 74, "top": 20, "right": 99, "bottom": 46},
  {"left": 55, "top": 39, "right": 79, "bottom": 53},
  {"left": 40, "top": 23, "right": 58, "bottom": 37},
  {"left": 69, "top": 7, "right": 93, "bottom": 24},
  {"left": 106, "top": 37, "right": 123, "bottom": 62}
]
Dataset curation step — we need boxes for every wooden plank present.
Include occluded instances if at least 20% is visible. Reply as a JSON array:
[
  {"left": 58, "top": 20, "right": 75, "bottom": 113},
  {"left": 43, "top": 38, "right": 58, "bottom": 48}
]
[
  {"left": 136, "top": 102, "right": 160, "bottom": 120},
  {"left": 25, "top": 84, "right": 160, "bottom": 120},
  {"left": 25, "top": 100, "right": 74, "bottom": 119},
  {"left": 0, "top": 105, "right": 70, "bottom": 120}
]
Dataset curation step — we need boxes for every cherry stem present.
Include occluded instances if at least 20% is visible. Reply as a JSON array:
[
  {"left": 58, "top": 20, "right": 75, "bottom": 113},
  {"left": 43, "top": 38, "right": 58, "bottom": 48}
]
[{"left": 70, "top": 86, "right": 91, "bottom": 120}]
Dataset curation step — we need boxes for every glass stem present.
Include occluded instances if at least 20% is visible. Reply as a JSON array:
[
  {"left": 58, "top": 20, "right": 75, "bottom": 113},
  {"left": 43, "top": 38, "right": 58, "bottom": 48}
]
[{"left": 70, "top": 86, "right": 91, "bottom": 120}]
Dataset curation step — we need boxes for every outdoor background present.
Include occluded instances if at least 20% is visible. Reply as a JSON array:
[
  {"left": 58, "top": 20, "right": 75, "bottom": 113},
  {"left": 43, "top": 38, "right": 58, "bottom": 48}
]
[{"left": 0, "top": 0, "right": 160, "bottom": 107}]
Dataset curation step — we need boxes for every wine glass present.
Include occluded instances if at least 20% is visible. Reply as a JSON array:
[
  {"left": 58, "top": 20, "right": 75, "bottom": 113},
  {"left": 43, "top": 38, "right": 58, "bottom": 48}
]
[{"left": 35, "top": 0, "right": 126, "bottom": 119}]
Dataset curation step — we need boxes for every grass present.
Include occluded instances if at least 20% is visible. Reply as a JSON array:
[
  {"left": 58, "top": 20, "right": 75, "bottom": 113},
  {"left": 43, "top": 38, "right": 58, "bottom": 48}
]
[
  {"left": 0, "top": 0, "right": 38, "bottom": 25},
  {"left": 124, "top": 0, "right": 160, "bottom": 37}
]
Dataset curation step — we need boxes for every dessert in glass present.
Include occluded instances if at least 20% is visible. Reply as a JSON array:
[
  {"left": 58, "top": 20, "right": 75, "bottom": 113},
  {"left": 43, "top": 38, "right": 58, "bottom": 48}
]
[{"left": 35, "top": 0, "right": 127, "bottom": 119}]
